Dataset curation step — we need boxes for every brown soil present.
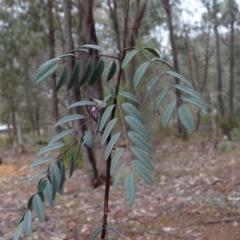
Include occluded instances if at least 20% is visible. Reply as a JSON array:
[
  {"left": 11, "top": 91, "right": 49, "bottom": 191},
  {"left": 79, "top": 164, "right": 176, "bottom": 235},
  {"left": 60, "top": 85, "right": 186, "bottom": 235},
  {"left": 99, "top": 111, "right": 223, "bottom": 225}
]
[{"left": 1, "top": 139, "right": 240, "bottom": 240}]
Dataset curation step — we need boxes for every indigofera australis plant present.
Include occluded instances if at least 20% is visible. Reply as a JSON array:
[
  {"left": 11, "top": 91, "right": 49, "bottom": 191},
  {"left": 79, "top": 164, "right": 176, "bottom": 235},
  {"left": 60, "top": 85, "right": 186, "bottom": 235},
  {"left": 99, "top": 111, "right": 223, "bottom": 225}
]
[{"left": 13, "top": 2, "right": 207, "bottom": 240}]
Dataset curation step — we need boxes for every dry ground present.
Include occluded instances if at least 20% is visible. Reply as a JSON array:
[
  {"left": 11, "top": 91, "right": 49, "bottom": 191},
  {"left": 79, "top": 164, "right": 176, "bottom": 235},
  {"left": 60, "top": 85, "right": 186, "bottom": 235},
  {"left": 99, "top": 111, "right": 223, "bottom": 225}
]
[{"left": 1, "top": 138, "right": 240, "bottom": 240}]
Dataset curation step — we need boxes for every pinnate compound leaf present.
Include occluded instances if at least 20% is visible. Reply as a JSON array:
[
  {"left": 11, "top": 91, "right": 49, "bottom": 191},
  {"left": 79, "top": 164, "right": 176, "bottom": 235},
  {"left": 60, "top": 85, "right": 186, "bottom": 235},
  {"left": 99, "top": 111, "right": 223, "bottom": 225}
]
[
  {"left": 33, "top": 194, "right": 45, "bottom": 222},
  {"left": 99, "top": 105, "right": 115, "bottom": 131},
  {"left": 127, "top": 131, "right": 153, "bottom": 153},
  {"left": 69, "top": 149, "right": 75, "bottom": 178},
  {"left": 49, "top": 129, "right": 74, "bottom": 144},
  {"left": 79, "top": 59, "right": 93, "bottom": 86},
  {"left": 121, "top": 49, "right": 138, "bottom": 68},
  {"left": 178, "top": 104, "right": 195, "bottom": 130},
  {"left": 156, "top": 89, "right": 168, "bottom": 115},
  {"left": 23, "top": 210, "right": 32, "bottom": 235},
  {"left": 122, "top": 103, "right": 144, "bottom": 125},
  {"left": 107, "top": 61, "right": 117, "bottom": 81},
  {"left": 125, "top": 116, "right": 149, "bottom": 140},
  {"left": 181, "top": 96, "right": 208, "bottom": 111},
  {"left": 30, "top": 156, "right": 55, "bottom": 169},
  {"left": 154, "top": 58, "right": 175, "bottom": 71},
  {"left": 108, "top": 226, "right": 123, "bottom": 239},
  {"left": 132, "top": 160, "right": 153, "bottom": 184},
  {"left": 146, "top": 76, "right": 159, "bottom": 102},
  {"left": 125, "top": 171, "right": 135, "bottom": 206},
  {"left": 162, "top": 101, "right": 176, "bottom": 127},
  {"left": 119, "top": 91, "right": 139, "bottom": 103},
  {"left": 133, "top": 62, "right": 149, "bottom": 88},
  {"left": 33, "top": 62, "right": 58, "bottom": 84},
  {"left": 14, "top": 221, "right": 24, "bottom": 240},
  {"left": 67, "top": 62, "right": 80, "bottom": 90},
  {"left": 81, "top": 44, "right": 102, "bottom": 52},
  {"left": 55, "top": 65, "right": 67, "bottom": 91},
  {"left": 43, "top": 178, "right": 55, "bottom": 207},
  {"left": 101, "top": 118, "right": 118, "bottom": 146},
  {"left": 90, "top": 227, "right": 102, "bottom": 240},
  {"left": 174, "top": 84, "right": 201, "bottom": 99},
  {"left": 55, "top": 114, "right": 84, "bottom": 127},
  {"left": 166, "top": 71, "right": 193, "bottom": 89},
  {"left": 37, "top": 142, "right": 65, "bottom": 156},
  {"left": 142, "top": 47, "right": 160, "bottom": 58},
  {"left": 130, "top": 146, "right": 154, "bottom": 171},
  {"left": 68, "top": 100, "right": 95, "bottom": 109},
  {"left": 27, "top": 170, "right": 47, "bottom": 185},
  {"left": 113, "top": 162, "right": 127, "bottom": 189},
  {"left": 38, "top": 178, "right": 47, "bottom": 192},
  {"left": 104, "top": 132, "right": 121, "bottom": 160},
  {"left": 89, "top": 59, "right": 104, "bottom": 85},
  {"left": 110, "top": 148, "right": 124, "bottom": 175}
]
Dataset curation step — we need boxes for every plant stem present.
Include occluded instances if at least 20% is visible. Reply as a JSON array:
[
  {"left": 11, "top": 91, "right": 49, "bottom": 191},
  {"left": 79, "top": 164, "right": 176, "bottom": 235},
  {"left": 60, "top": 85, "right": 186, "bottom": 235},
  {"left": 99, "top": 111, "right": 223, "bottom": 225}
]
[{"left": 100, "top": 0, "right": 130, "bottom": 239}]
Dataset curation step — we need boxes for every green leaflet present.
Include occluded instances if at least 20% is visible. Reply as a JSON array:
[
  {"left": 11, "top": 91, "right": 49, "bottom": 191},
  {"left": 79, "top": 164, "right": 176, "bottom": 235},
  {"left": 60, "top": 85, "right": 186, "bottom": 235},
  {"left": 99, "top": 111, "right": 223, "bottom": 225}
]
[
  {"left": 156, "top": 89, "right": 168, "bottom": 115},
  {"left": 119, "top": 91, "right": 139, "bottom": 103},
  {"left": 69, "top": 149, "right": 75, "bottom": 178},
  {"left": 23, "top": 210, "right": 32, "bottom": 235},
  {"left": 113, "top": 162, "right": 127, "bottom": 189},
  {"left": 162, "top": 101, "right": 177, "bottom": 127},
  {"left": 43, "top": 178, "right": 55, "bottom": 207},
  {"left": 125, "top": 116, "right": 149, "bottom": 140},
  {"left": 110, "top": 148, "right": 125, "bottom": 175},
  {"left": 154, "top": 58, "right": 175, "bottom": 71},
  {"left": 146, "top": 76, "right": 159, "bottom": 102},
  {"left": 125, "top": 171, "right": 135, "bottom": 206},
  {"left": 89, "top": 227, "right": 102, "bottom": 240},
  {"left": 68, "top": 100, "right": 95, "bottom": 109},
  {"left": 166, "top": 71, "right": 193, "bottom": 89},
  {"left": 127, "top": 131, "right": 153, "bottom": 153},
  {"left": 38, "top": 178, "right": 47, "bottom": 192},
  {"left": 142, "top": 47, "right": 160, "bottom": 58},
  {"left": 58, "top": 53, "right": 75, "bottom": 58},
  {"left": 37, "top": 142, "right": 65, "bottom": 156},
  {"left": 121, "top": 49, "right": 138, "bottom": 69},
  {"left": 55, "top": 65, "right": 67, "bottom": 91},
  {"left": 33, "top": 194, "right": 45, "bottom": 222},
  {"left": 13, "top": 221, "right": 24, "bottom": 240},
  {"left": 83, "top": 129, "right": 94, "bottom": 148},
  {"left": 181, "top": 96, "right": 208, "bottom": 111},
  {"left": 101, "top": 118, "right": 118, "bottom": 146},
  {"left": 121, "top": 103, "right": 144, "bottom": 125},
  {"left": 67, "top": 62, "right": 80, "bottom": 90},
  {"left": 99, "top": 105, "right": 115, "bottom": 131},
  {"left": 130, "top": 146, "right": 154, "bottom": 171},
  {"left": 49, "top": 129, "right": 74, "bottom": 144},
  {"left": 174, "top": 84, "right": 201, "bottom": 99},
  {"left": 178, "top": 104, "right": 195, "bottom": 131},
  {"left": 89, "top": 59, "right": 104, "bottom": 85},
  {"left": 99, "top": 93, "right": 114, "bottom": 109},
  {"left": 81, "top": 44, "right": 102, "bottom": 52},
  {"left": 30, "top": 156, "right": 55, "bottom": 169},
  {"left": 79, "top": 59, "right": 93, "bottom": 86},
  {"left": 108, "top": 226, "right": 123, "bottom": 240},
  {"left": 65, "top": 48, "right": 88, "bottom": 54},
  {"left": 132, "top": 160, "right": 153, "bottom": 185},
  {"left": 107, "top": 61, "right": 117, "bottom": 81},
  {"left": 74, "top": 137, "right": 82, "bottom": 161},
  {"left": 49, "top": 163, "right": 61, "bottom": 191},
  {"left": 55, "top": 114, "right": 85, "bottom": 127},
  {"left": 58, "top": 160, "right": 66, "bottom": 190},
  {"left": 133, "top": 62, "right": 149, "bottom": 88},
  {"left": 33, "top": 62, "right": 58, "bottom": 84},
  {"left": 104, "top": 132, "right": 121, "bottom": 160},
  {"left": 26, "top": 170, "right": 47, "bottom": 185},
  {"left": 93, "top": 113, "right": 101, "bottom": 138},
  {"left": 27, "top": 195, "right": 34, "bottom": 209}
]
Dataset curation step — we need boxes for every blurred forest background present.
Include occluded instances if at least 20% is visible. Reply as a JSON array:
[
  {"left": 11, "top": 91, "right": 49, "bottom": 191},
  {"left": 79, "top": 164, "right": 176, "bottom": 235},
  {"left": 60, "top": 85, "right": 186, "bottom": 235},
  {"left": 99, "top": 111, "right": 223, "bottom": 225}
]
[{"left": 0, "top": 0, "right": 240, "bottom": 150}]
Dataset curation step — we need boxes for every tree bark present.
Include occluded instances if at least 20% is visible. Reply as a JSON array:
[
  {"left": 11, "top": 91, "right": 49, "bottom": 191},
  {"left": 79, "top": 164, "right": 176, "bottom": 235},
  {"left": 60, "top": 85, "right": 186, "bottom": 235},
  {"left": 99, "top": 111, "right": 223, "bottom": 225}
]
[
  {"left": 47, "top": 0, "right": 61, "bottom": 134},
  {"left": 162, "top": 0, "right": 187, "bottom": 140},
  {"left": 213, "top": 0, "right": 225, "bottom": 117},
  {"left": 229, "top": 16, "right": 234, "bottom": 114}
]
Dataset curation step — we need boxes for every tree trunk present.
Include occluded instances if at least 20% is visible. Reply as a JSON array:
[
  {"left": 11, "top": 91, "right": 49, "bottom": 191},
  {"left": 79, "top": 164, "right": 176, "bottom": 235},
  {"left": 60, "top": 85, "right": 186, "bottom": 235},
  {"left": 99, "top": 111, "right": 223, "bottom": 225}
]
[
  {"left": 162, "top": 0, "right": 187, "bottom": 140},
  {"left": 213, "top": 0, "right": 225, "bottom": 117},
  {"left": 229, "top": 18, "right": 234, "bottom": 114},
  {"left": 47, "top": 0, "right": 61, "bottom": 134}
]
